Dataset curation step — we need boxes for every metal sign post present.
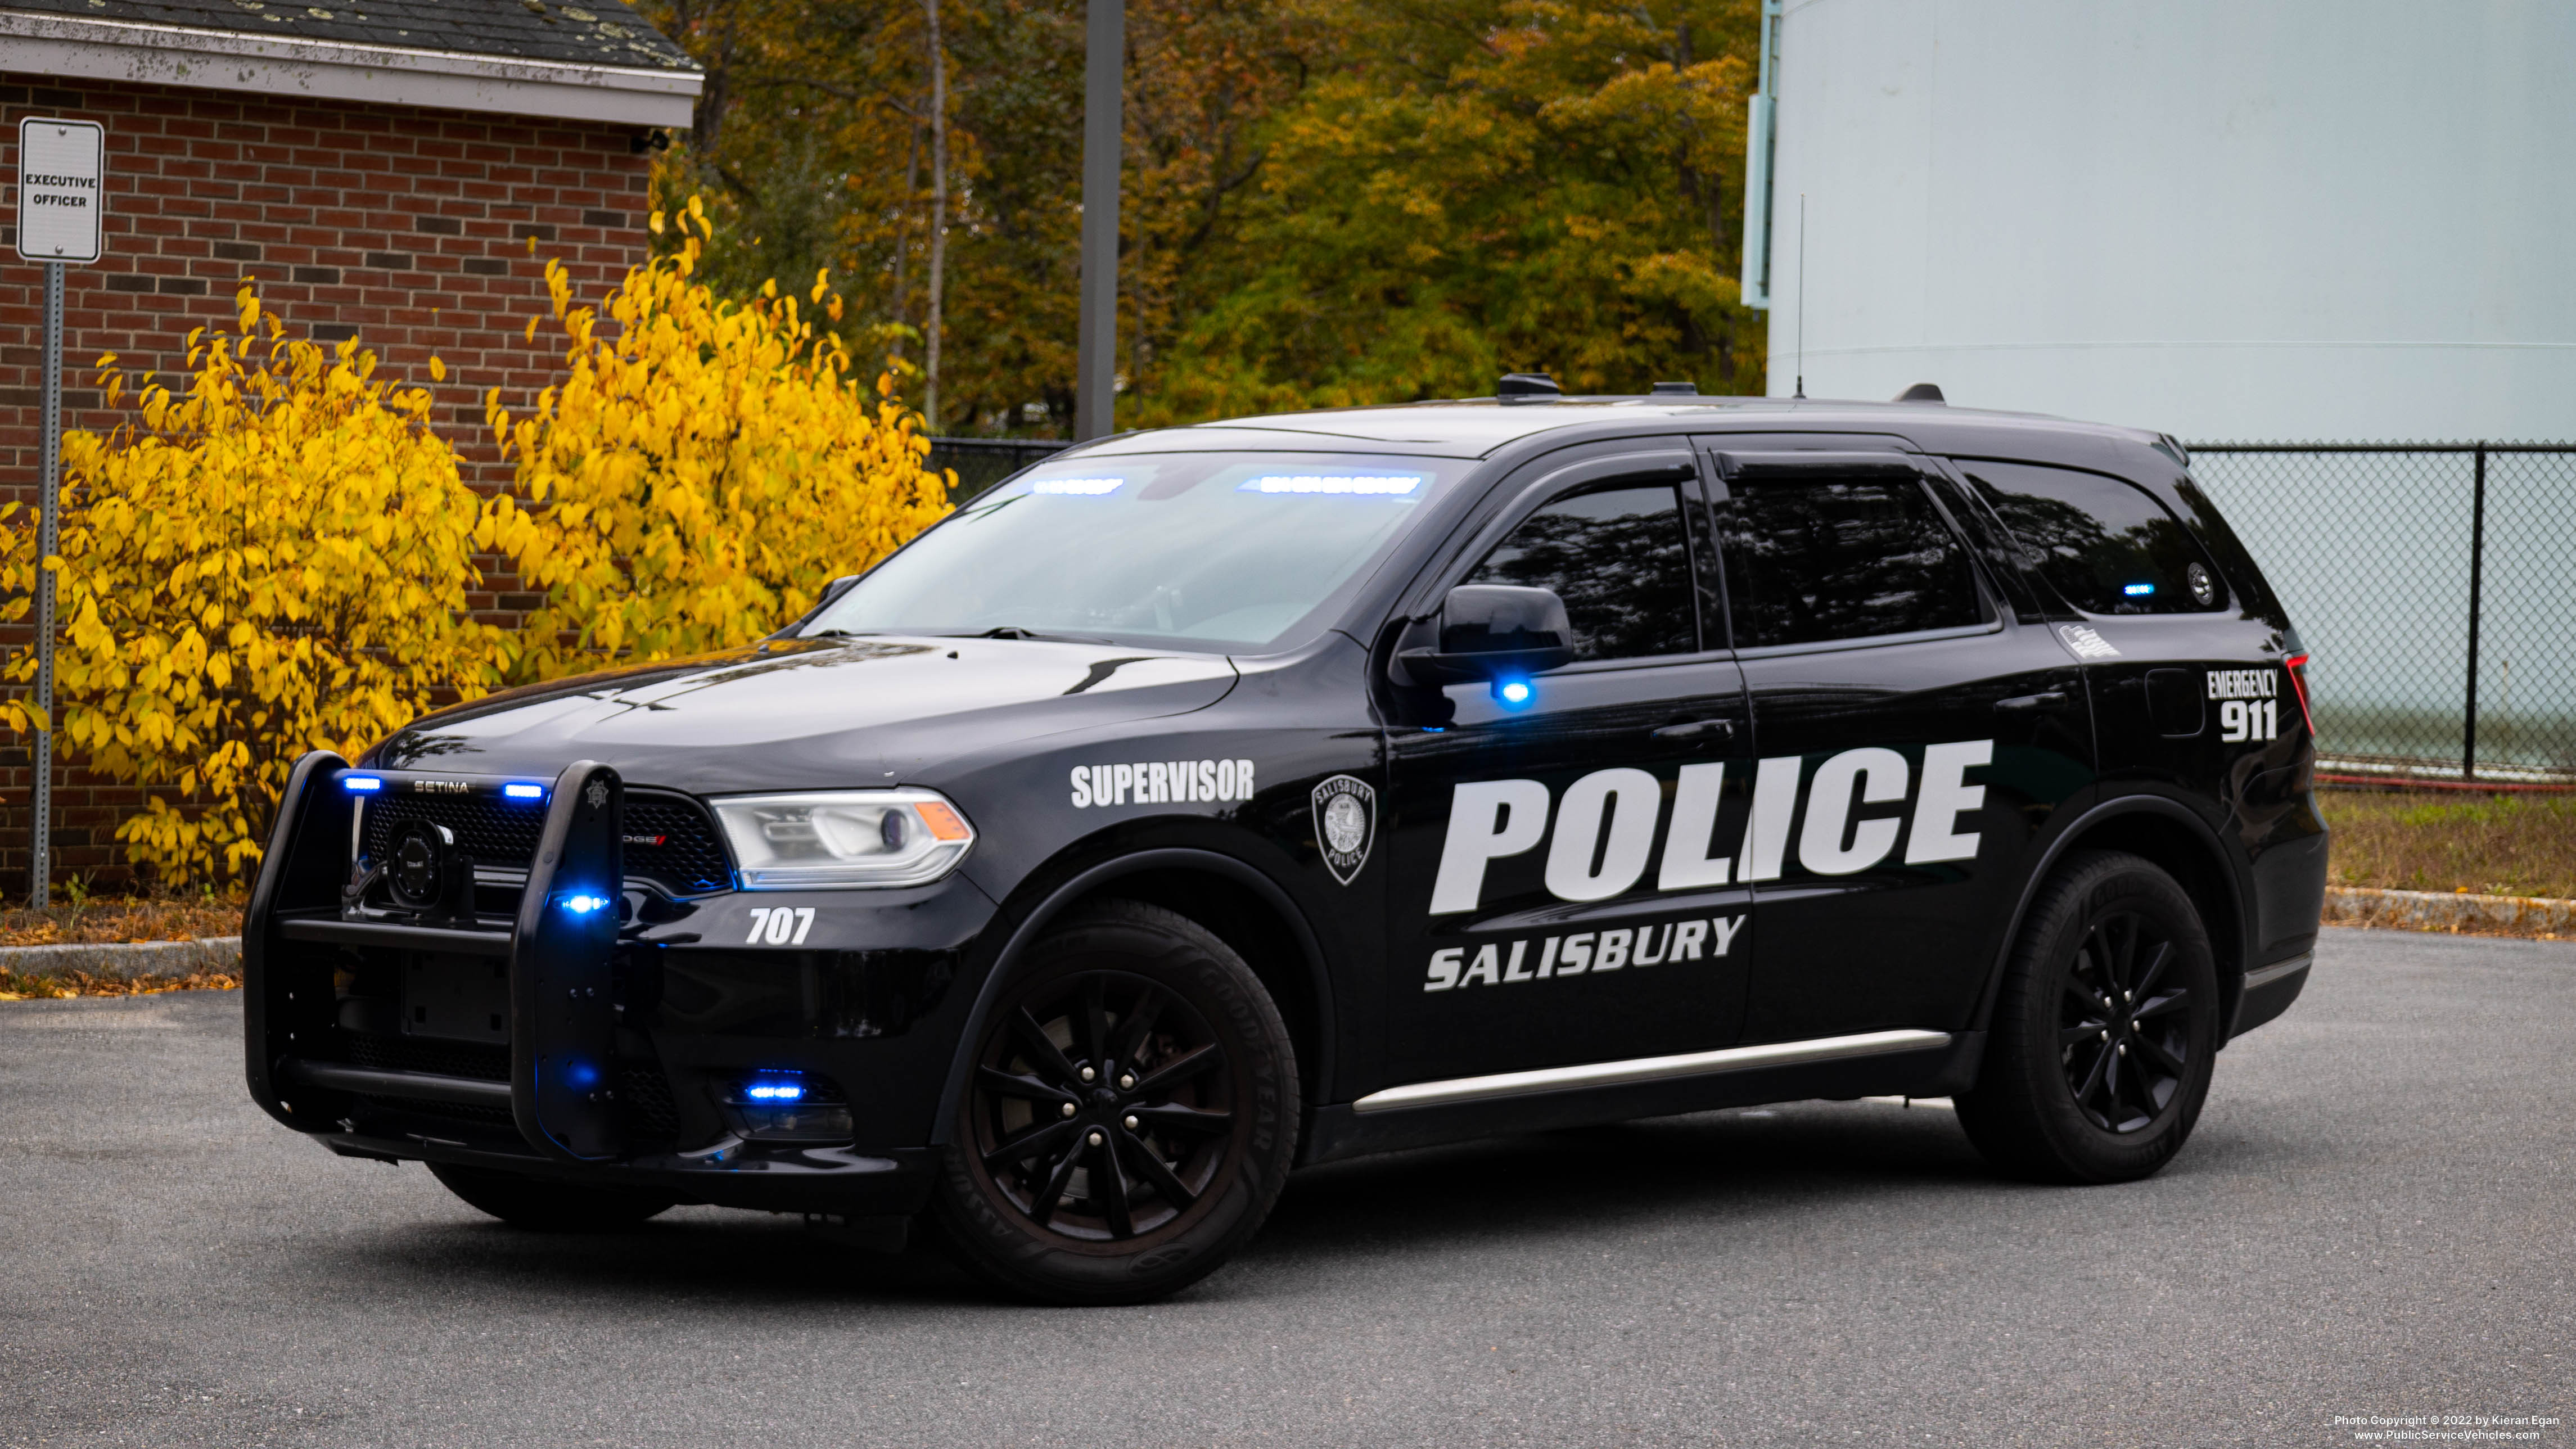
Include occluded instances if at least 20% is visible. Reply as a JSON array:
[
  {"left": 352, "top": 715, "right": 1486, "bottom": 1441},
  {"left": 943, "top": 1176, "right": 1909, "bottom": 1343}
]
[{"left": 16, "top": 117, "right": 106, "bottom": 906}]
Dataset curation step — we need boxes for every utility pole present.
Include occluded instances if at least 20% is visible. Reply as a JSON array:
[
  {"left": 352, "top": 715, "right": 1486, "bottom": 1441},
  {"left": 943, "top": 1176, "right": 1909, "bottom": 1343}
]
[
  {"left": 923, "top": 0, "right": 948, "bottom": 431},
  {"left": 1073, "top": 0, "right": 1123, "bottom": 441}
]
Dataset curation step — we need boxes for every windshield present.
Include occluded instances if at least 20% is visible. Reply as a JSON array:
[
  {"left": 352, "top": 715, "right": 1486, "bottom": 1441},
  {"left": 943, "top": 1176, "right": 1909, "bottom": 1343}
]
[{"left": 803, "top": 451, "right": 1475, "bottom": 652}]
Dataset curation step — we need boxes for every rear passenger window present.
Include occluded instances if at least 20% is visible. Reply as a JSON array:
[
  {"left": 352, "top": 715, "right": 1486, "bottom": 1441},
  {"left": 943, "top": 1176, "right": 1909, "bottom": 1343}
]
[
  {"left": 1961, "top": 460, "right": 2228, "bottom": 615},
  {"left": 1716, "top": 473, "right": 1987, "bottom": 647},
  {"left": 1464, "top": 481, "right": 1698, "bottom": 660}
]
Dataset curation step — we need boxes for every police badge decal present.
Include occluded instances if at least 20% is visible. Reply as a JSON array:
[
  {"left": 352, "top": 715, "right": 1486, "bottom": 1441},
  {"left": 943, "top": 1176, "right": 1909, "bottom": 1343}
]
[{"left": 1310, "top": 774, "right": 1376, "bottom": 886}]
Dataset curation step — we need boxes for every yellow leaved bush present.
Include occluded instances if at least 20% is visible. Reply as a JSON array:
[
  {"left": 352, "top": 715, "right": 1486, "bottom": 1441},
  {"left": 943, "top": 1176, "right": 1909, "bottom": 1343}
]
[
  {"left": 0, "top": 293, "right": 510, "bottom": 883},
  {"left": 488, "top": 203, "right": 953, "bottom": 680}
]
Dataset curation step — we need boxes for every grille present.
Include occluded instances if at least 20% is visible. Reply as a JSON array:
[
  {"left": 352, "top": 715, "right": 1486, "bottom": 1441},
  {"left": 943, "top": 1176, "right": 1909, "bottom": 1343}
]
[
  {"left": 344, "top": 1031, "right": 509, "bottom": 1082},
  {"left": 623, "top": 797, "right": 734, "bottom": 894},
  {"left": 360, "top": 794, "right": 545, "bottom": 873},
  {"left": 359, "top": 789, "right": 732, "bottom": 896},
  {"left": 619, "top": 1064, "right": 680, "bottom": 1140}
]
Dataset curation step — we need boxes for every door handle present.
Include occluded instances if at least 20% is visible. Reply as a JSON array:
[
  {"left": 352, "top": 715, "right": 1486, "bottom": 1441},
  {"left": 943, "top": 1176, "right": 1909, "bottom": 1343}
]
[
  {"left": 1652, "top": 716, "right": 1737, "bottom": 743},
  {"left": 1995, "top": 690, "right": 2073, "bottom": 714}
]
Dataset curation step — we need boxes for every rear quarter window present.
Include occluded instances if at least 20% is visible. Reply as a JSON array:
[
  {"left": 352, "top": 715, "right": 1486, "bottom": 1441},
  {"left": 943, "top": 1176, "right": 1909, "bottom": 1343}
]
[{"left": 1958, "top": 459, "right": 2228, "bottom": 616}]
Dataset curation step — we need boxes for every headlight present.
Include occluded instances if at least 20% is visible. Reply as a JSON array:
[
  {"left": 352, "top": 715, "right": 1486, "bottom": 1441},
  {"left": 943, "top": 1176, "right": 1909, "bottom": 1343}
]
[{"left": 710, "top": 789, "right": 975, "bottom": 890}]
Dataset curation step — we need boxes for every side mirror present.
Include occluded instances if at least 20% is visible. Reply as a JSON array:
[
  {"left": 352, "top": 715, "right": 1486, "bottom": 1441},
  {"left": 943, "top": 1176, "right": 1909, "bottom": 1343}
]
[{"left": 1399, "top": 584, "right": 1579, "bottom": 685}]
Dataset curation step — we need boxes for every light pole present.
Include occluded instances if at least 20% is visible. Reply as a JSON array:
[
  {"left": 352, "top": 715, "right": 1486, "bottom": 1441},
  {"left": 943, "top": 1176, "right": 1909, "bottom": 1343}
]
[{"left": 1073, "top": 0, "right": 1123, "bottom": 441}]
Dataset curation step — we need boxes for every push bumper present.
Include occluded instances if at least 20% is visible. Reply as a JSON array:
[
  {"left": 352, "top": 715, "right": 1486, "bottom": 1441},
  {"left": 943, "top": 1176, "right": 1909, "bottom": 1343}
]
[{"left": 244, "top": 751, "right": 972, "bottom": 1210}]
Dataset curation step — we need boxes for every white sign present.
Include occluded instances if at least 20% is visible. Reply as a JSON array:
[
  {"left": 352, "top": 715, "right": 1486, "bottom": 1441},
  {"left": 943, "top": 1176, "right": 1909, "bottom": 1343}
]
[{"left": 16, "top": 118, "right": 105, "bottom": 264}]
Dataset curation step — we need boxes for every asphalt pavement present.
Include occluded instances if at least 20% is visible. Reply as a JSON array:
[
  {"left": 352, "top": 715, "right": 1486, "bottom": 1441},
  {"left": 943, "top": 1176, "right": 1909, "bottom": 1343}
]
[{"left": 3, "top": 927, "right": 2570, "bottom": 1448}]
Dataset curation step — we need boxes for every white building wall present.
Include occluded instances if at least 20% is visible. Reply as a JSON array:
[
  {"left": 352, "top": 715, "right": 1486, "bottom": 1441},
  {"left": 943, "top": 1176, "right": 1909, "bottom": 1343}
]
[{"left": 1763, "top": 0, "right": 2576, "bottom": 443}]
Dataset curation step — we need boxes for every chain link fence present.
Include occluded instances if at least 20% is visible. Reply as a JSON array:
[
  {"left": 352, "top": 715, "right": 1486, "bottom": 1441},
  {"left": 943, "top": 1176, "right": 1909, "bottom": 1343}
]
[{"left": 2189, "top": 443, "right": 2576, "bottom": 786}]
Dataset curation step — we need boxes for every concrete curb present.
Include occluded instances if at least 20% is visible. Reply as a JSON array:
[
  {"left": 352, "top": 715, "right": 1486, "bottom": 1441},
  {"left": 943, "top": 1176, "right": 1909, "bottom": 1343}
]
[
  {"left": 0, "top": 936, "right": 243, "bottom": 981},
  {"left": 2324, "top": 887, "right": 2574, "bottom": 938}
]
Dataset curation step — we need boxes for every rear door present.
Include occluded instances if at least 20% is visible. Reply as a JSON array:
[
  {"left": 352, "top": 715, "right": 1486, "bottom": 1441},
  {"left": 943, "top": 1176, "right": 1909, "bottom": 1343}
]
[
  {"left": 1953, "top": 457, "right": 2322, "bottom": 960},
  {"left": 1382, "top": 451, "right": 1754, "bottom": 1085},
  {"left": 1703, "top": 450, "right": 2099, "bottom": 1044}
]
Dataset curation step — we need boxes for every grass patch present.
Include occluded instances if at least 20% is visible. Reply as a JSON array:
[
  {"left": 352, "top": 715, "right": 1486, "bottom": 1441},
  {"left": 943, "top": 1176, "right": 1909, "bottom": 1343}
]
[
  {"left": 0, "top": 895, "right": 243, "bottom": 948},
  {"left": 0, "top": 967, "right": 242, "bottom": 1001},
  {"left": 2321, "top": 788, "right": 2576, "bottom": 900}
]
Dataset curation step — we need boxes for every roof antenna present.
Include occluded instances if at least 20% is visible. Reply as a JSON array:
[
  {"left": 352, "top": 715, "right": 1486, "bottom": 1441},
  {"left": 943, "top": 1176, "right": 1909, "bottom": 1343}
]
[{"left": 1793, "top": 192, "right": 1807, "bottom": 399}]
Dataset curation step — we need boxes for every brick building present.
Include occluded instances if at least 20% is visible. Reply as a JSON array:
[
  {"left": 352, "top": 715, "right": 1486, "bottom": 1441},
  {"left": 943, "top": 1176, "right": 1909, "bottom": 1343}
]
[{"left": 0, "top": 0, "right": 700, "bottom": 890}]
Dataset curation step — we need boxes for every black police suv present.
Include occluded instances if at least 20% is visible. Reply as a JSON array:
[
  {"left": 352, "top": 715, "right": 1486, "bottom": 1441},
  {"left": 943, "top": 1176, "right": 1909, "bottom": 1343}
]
[{"left": 245, "top": 382, "right": 2326, "bottom": 1303}]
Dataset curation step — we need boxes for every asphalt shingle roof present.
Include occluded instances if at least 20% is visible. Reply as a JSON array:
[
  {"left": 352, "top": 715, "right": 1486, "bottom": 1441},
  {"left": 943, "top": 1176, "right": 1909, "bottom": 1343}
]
[{"left": 7, "top": 0, "right": 697, "bottom": 71}]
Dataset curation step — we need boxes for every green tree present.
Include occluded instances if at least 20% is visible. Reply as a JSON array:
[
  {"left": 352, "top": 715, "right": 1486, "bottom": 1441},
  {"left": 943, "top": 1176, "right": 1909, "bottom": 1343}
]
[{"left": 1131, "top": 0, "right": 1763, "bottom": 424}]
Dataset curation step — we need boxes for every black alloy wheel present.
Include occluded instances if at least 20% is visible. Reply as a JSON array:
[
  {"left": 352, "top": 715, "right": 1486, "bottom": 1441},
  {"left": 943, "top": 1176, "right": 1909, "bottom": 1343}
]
[
  {"left": 972, "top": 970, "right": 1237, "bottom": 1240},
  {"left": 1955, "top": 850, "right": 2221, "bottom": 1184},
  {"left": 2057, "top": 910, "right": 2194, "bottom": 1134},
  {"left": 932, "top": 899, "right": 1297, "bottom": 1304}
]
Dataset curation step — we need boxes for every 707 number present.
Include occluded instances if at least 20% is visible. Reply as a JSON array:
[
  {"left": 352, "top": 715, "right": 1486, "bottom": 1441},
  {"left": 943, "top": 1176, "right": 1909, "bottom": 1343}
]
[{"left": 745, "top": 906, "right": 816, "bottom": 945}]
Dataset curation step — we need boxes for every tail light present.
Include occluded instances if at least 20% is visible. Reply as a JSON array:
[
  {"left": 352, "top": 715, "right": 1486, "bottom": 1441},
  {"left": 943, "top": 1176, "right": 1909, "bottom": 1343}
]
[{"left": 2282, "top": 653, "right": 2316, "bottom": 737}]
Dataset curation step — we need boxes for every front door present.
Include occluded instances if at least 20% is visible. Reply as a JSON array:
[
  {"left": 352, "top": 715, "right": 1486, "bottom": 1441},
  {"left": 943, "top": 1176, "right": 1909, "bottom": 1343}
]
[
  {"left": 1703, "top": 450, "right": 2099, "bottom": 1045},
  {"left": 1383, "top": 454, "right": 1753, "bottom": 1085}
]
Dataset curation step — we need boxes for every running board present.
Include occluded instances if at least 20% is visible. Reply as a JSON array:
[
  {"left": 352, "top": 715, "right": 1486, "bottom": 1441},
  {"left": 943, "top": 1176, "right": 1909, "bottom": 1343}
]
[{"left": 1350, "top": 1030, "right": 1955, "bottom": 1115}]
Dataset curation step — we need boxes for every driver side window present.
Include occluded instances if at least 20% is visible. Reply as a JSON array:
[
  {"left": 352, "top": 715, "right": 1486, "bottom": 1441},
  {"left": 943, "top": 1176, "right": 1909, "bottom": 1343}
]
[{"left": 1462, "top": 480, "right": 1700, "bottom": 661}]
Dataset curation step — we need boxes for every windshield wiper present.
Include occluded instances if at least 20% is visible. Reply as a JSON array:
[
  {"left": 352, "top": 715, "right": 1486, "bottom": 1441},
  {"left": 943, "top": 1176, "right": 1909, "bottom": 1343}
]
[{"left": 941, "top": 625, "right": 1117, "bottom": 644}]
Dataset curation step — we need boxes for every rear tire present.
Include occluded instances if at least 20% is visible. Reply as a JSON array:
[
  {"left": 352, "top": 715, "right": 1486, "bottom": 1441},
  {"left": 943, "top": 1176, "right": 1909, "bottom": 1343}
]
[
  {"left": 931, "top": 899, "right": 1299, "bottom": 1306},
  {"left": 427, "top": 1162, "right": 675, "bottom": 1230},
  {"left": 1955, "top": 850, "right": 2221, "bottom": 1185}
]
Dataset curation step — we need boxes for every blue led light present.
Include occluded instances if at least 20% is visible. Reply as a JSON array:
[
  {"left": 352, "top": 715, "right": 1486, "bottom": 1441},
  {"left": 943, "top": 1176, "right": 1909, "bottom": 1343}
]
[
  {"left": 561, "top": 893, "right": 613, "bottom": 915},
  {"left": 563, "top": 1059, "right": 601, "bottom": 1089},
  {"left": 744, "top": 1078, "right": 806, "bottom": 1102},
  {"left": 2124, "top": 582, "right": 2156, "bottom": 597},
  {"left": 343, "top": 775, "right": 384, "bottom": 793},
  {"left": 503, "top": 782, "right": 546, "bottom": 800},
  {"left": 1496, "top": 679, "right": 1533, "bottom": 707}
]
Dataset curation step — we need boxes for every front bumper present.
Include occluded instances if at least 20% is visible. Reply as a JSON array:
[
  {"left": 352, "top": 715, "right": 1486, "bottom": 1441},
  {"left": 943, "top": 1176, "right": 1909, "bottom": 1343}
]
[
  {"left": 246, "top": 753, "right": 994, "bottom": 1204},
  {"left": 319, "top": 1130, "right": 936, "bottom": 1215}
]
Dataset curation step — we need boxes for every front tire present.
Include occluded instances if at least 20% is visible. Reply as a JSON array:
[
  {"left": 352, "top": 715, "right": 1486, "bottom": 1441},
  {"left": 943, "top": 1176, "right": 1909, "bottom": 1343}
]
[
  {"left": 1956, "top": 850, "right": 2221, "bottom": 1185},
  {"left": 931, "top": 899, "right": 1299, "bottom": 1305},
  {"left": 427, "top": 1162, "right": 675, "bottom": 1230}
]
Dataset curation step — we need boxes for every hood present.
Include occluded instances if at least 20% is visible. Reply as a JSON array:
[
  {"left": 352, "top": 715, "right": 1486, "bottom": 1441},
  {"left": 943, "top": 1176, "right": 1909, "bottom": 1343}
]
[{"left": 369, "top": 636, "right": 1240, "bottom": 795}]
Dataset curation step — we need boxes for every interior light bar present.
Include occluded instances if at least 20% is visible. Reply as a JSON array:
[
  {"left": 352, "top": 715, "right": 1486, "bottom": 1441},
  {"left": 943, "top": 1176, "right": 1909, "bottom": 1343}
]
[
  {"left": 2124, "top": 583, "right": 2156, "bottom": 597},
  {"left": 1030, "top": 477, "right": 1124, "bottom": 495},
  {"left": 1238, "top": 473, "right": 1424, "bottom": 495}
]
